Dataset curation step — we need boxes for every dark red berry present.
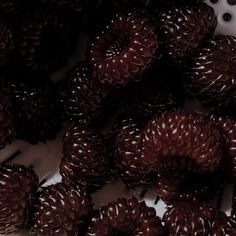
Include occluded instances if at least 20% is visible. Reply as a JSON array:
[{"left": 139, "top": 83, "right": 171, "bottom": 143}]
[
  {"left": 17, "top": 5, "right": 78, "bottom": 72},
  {"left": 115, "top": 118, "right": 156, "bottom": 187},
  {"left": 186, "top": 36, "right": 236, "bottom": 109},
  {"left": 87, "top": 197, "right": 166, "bottom": 236},
  {"left": 159, "top": 3, "right": 216, "bottom": 63},
  {"left": 163, "top": 202, "right": 214, "bottom": 235},
  {"left": 141, "top": 110, "right": 224, "bottom": 172},
  {"left": 0, "top": 163, "right": 38, "bottom": 235},
  {"left": 10, "top": 79, "right": 63, "bottom": 144},
  {"left": 90, "top": 10, "right": 160, "bottom": 86},
  {"left": 60, "top": 125, "right": 116, "bottom": 192},
  {"left": 210, "top": 115, "right": 236, "bottom": 180},
  {"left": 65, "top": 62, "right": 116, "bottom": 126},
  {"left": 29, "top": 182, "right": 92, "bottom": 236}
]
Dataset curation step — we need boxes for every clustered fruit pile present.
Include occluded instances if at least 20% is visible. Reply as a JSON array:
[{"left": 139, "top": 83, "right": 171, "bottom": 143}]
[{"left": 0, "top": 0, "right": 236, "bottom": 235}]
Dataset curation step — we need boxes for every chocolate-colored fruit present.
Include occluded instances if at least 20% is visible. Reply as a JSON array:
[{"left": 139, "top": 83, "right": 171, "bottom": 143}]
[
  {"left": 163, "top": 201, "right": 234, "bottom": 236},
  {"left": 29, "top": 182, "right": 92, "bottom": 236},
  {"left": 186, "top": 36, "right": 236, "bottom": 109},
  {"left": 159, "top": 3, "right": 216, "bottom": 63},
  {"left": 115, "top": 118, "right": 156, "bottom": 187},
  {"left": 10, "top": 80, "right": 62, "bottom": 144},
  {"left": 142, "top": 110, "right": 223, "bottom": 172},
  {"left": 17, "top": 5, "right": 78, "bottom": 72},
  {"left": 60, "top": 125, "right": 116, "bottom": 192},
  {"left": 0, "top": 88, "right": 16, "bottom": 150},
  {"left": 90, "top": 10, "right": 159, "bottom": 86},
  {"left": 87, "top": 197, "right": 166, "bottom": 236},
  {"left": 65, "top": 62, "right": 115, "bottom": 126},
  {"left": 210, "top": 115, "right": 236, "bottom": 180},
  {"left": 0, "top": 163, "right": 38, "bottom": 235}
]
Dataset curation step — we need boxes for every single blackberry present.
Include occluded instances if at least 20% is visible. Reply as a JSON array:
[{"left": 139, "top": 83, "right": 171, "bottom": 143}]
[
  {"left": 29, "top": 182, "right": 92, "bottom": 236},
  {"left": 186, "top": 36, "right": 236, "bottom": 109},
  {"left": 115, "top": 118, "right": 156, "bottom": 187},
  {"left": 159, "top": 3, "right": 216, "bottom": 63},
  {"left": 210, "top": 115, "right": 236, "bottom": 180},
  {"left": 0, "top": 163, "right": 38, "bottom": 235},
  {"left": 10, "top": 79, "right": 63, "bottom": 144},
  {"left": 142, "top": 110, "right": 224, "bottom": 173},
  {"left": 0, "top": 88, "right": 16, "bottom": 150},
  {"left": 60, "top": 125, "right": 116, "bottom": 193},
  {"left": 65, "top": 62, "right": 117, "bottom": 126},
  {"left": 87, "top": 197, "right": 166, "bottom": 235},
  {"left": 163, "top": 201, "right": 234, "bottom": 236},
  {"left": 0, "top": 21, "right": 14, "bottom": 65},
  {"left": 17, "top": 4, "right": 78, "bottom": 72},
  {"left": 90, "top": 10, "right": 160, "bottom": 86}
]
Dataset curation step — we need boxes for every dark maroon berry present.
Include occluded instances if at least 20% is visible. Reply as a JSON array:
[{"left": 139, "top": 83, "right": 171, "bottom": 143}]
[
  {"left": 65, "top": 62, "right": 116, "bottom": 126},
  {"left": 10, "top": 80, "right": 63, "bottom": 144},
  {"left": 60, "top": 125, "right": 116, "bottom": 192},
  {"left": 141, "top": 110, "right": 224, "bottom": 172},
  {"left": 210, "top": 115, "right": 236, "bottom": 180},
  {"left": 29, "top": 182, "right": 92, "bottom": 236},
  {"left": 186, "top": 36, "right": 236, "bottom": 109},
  {"left": 0, "top": 163, "right": 38, "bottom": 235},
  {"left": 115, "top": 118, "right": 156, "bottom": 187},
  {"left": 87, "top": 197, "right": 166, "bottom": 236},
  {"left": 159, "top": 3, "right": 216, "bottom": 63},
  {"left": 90, "top": 10, "right": 160, "bottom": 86},
  {"left": 17, "top": 5, "right": 78, "bottom": 72},
  {"left": 163, "top": 201, "right": 233, "bottom": 236}
]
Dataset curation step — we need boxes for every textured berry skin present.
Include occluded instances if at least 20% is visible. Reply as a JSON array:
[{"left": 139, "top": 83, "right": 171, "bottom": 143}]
[
  {"left": 0, "top": 21, "right": 14, "bottom": 65},
  {"left": 123, "top": 77, "right": 184, "bottom": 122},
  {"left": 0, "top": 163, "right": 38, "bottom": 235},
  {"left": 65, "top": 62, "right": 114, "bottom": 125},
  {"left": 90, "top": 10, "right": 159, "bottom": 86},
  {"left": 0, "top": 0, "right": 18, "bottom": 15},
  {"left": 0, "top": 89, "right": 16, "bottom": 150},
  {"left": 210, "top": 214, "right": 236, "bottom": 235},
  {"left": 142, "top": 111, "right": 223, "bottom": 172},
  {"left": 10, "top": 80, "right": 62, "bottom": 144},
  {"left": 87, "top": 197, "right": 166, "bottom": 236},
  {"left": 115, "top": 118, "right": 156, "bottom": 187},
  {"left": 210, "top": 115, "right": 236, "bottom": 180},
  {"left": 163, "top": 201, "right": 233, "bottom": 236},
  {"left": 159, "top": 3, "right": 216, "bottom": 63},
  {"left": 17, "top": 5, "right": 78, "bottom": 72},
  {"left": 29, "top": 183, "right": 92, "bottom": 236},
  {"left": 60, "top": 125, "right": 116, "bottom": 192},
  {"left": 186, "top": 36, "right": 236, "bottom": 108},
  {"left": 156, "top": 169, "right": 224, "bottom": 203}
]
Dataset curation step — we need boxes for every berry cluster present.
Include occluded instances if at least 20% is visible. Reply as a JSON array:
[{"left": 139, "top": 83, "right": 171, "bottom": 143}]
[{"left": 1, "top": 0, "right": 236, "bottom": 235}]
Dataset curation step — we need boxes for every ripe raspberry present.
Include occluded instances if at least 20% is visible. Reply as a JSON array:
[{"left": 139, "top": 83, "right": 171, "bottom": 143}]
[
  {"left": 186, "top": 36, "right": 236, "bottom": 109},
  {"left": 90, "top": 10, "right": 160, "bottom": 86},
  {"left": 159, "top": 3, "right": 216, "bottom": 63}
]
